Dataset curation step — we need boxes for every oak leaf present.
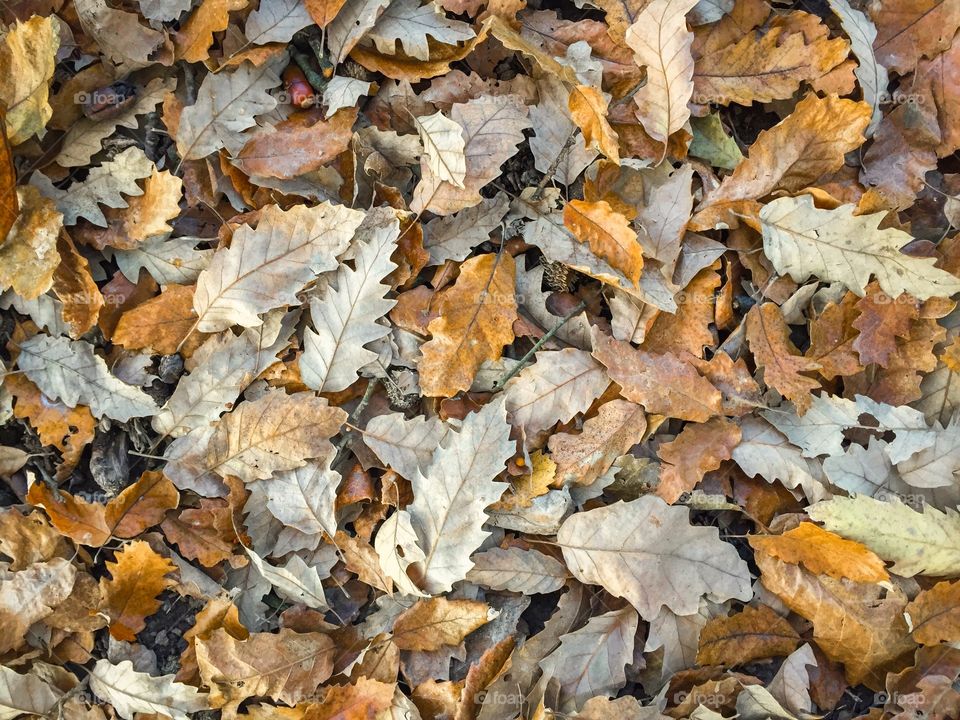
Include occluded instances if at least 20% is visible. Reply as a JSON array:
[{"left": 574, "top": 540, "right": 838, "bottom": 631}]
[
  {"left": 411, "top": 95, "right": 530, "bottom": 215},
  {"left": 871, "top": 0, "right": 960, "bottom": 74},
  {"left": 568, "top": 85, "right": 620, "bottom": 163},
  {"left": 827, "top": 0, "right": 887, "bottom": 134},
  {"left": 193, "top": 203, "right": 364, "bottom": 332},
  {"left": 32, "top": 146, "right": 153, "bottom": 227},
  {"left": 176, "top": 62, "right": 281, "bottom": 161},
  {"left": 591, "top": 328, "right": 723, "bottom": 422},
  {"left": 154, "top": 314, "right": 293, "bottom": 438},
  {"left": 756, "top": 553, "right": 915, "bottom": 686},
  {"left": 693, "top": 22, "right": 849, "bottom": 107},
  {"left": 749, "top": 522, "right": 889, "bottom": 584},
  {"left": 413, "top": 111, "right": 468, "bottom": 189},
  {"left": 548, "top": 399, "right": 647, "bottom": 489},
  {"left": 466, "top": 547, "right": 569, "bottom": 594},
  {"left": 174, "top": 0, "right": 248, "bottom": 62},
  {"left": 0, "top": 187, "right": 61, "bottom": 300},
  {"left": 624, "top": 0, "right": 700, "bottom": 145},
  {"left": 0, "top": 558, "right": 76, "bottom": 653},
  {"left": 100, "top": 540, "right": 176, "bottom": 641},
  {"left": 0, "top": 665, "right": 62, "bottom": 720},
  {"left": 656, "top": 416, "right": 741, "bottom": 504},
  {"left": 563, "top": 200, "right": 642, "bottom": 287},
  {"left": 0, "top": 16, "right": 59, "bottom": 145},
  {"left": 300, "top": 219, "right": 398, "bottom": 392},
  {"left": 418, "top": 253, "right": 517, "bottom": 397},
  {"left": 196, "top": 628, "right": 335, "bottom": 708},
  {"left": 760, "top": 195, "right": 960, "bottom": 301},
  {"left": 89, "top": 660, "right": 210, "bottom": 720},
  {"left": 538, "top": 605, "right": 638, "bottom": 712},
  {"left": 691, "top": 94, "right": 871, "bottom": 229},
  {"left": 557, "top": 496, "right": 752, "bottom": 619},
  {"left": 808, "top": 494, "right": 960, "bottom": 577},
  {"left": 503, "top": 348, "right": 610, "bottom": 439},
  {"left": 696, "top": 605, "right": 801, "bottom": 667},
  {"left": 745, "top": 303, "right": 821, "bottom": 413},
  {"left": 905, "top": 580, "right": 960, "bottom": 645},
  {"left": 112, "top": 284, "right": 201, "bottom": 356},
  {"left": 17, "top": 334, "right": 158, "bottom": 422},
  {"left": 244, "top": 0, "right": 313, "bottom": 45},
  {"left": 391, "top": 597, "right": 495, "bottom": 651},
  {"left": 236, "top": 108, "right": 357, "bottom": 179},
  {"left": 376, "top": 398, "right": 513, "bottom": 593},
  {"left": 366, "top": 0, "right": 475, "bottom": 62}
]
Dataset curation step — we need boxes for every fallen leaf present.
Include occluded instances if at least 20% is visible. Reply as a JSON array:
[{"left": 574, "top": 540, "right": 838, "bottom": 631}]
[
  {"left": 418, "top": 253, "right": 517, "bottom": 397},
  {"left": 392, "top": 597, "right": 494, "bottom": 651},
  {"left": 696, "top": 605, "right": 801, "bottom": 667},
  {"left": 100, "top": 540, "right": 176, "bottom": 641},
  {"left": 749, "top": 522, "right": 889, "bottom": 583},
  {"left": 557, "top": 496, "right": 752, "bottom": 619}
]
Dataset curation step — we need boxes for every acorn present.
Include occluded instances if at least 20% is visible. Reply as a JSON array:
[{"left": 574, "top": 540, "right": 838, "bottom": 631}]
[{"left": 282, "top": 64, "right": 316, "bottom": 109}]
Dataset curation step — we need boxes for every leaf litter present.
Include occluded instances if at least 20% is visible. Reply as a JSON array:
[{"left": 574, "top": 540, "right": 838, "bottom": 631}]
[{"left": 0, "top": 1, "right": 960, "bottom": 719}]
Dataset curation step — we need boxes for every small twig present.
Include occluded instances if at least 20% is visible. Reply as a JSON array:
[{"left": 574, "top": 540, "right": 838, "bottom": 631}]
[
  {"left": 494, "top": 300, "right": 588, "bottom": 389},
  {"left": 532, "top": 130, "right": 577, "bottom": 201}
]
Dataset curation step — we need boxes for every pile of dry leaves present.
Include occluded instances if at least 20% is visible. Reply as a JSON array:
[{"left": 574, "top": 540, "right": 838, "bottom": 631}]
[{"left": 0, "top": 0, "right": 959, "bottom": 718}]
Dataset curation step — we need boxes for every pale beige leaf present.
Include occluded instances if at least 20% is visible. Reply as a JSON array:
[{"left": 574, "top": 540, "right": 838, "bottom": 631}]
[
  {"left": 761, "top": 195, "right": 960, "bottom": 301},
  {"left": 625, "top": 0, "right": 700, "bottom": 144},
  {"left": 503, "top": 348, "right": 609, "bottom": 439},
  {"left": 364, "top": 413, "right": 450, "bottom": 480},
  {"left": 0, "top": 558, "right": 76, "bottom": 653},
  {"left": 411, "top": 95, "right": 530, "bottom": 215},
  {"left": 176, "top": 62, "right": 281, "bottom": 161},
  {"left": 301, "top": 219, "right": 398, "bottom": 392},
  {"left": 828, "top": 0, "right": 887, "bottom": 135},
  {"left": 367, "top": 0, "right": 474, "bottom": 61},
  {"left": 466, "top": 547, "right": 569, "bottom": 594},
  {"left": 244, "top": 0, "right": 313, "bottom": 44},
  {"left": 557, "top": 496, "right": 752, "bottom": 619},
  {"left": 154, "top": 314, "right": 294, "bottom": 437},
  {"left": 0, "top": 665, "right": 61, "bottom": 720},
  {"left": 414, "top": 111, "right": 467, "bottom": 189},
  {"left": 89, "top": 660, "right": 210, "bottom": 720},
  {"left": 32, "top": 147, "right": 152, "bottom": 226},
  {"left": 388, "top": 397, "right": 513, "bottom": 594},
  {"left": 194, "top": 203, "right": 364, "bottom": 332},
  {"left": 17, "top": 334, "right": 158, "bottom": 422},
  {"left": 538, "top": 606, "right": 638, "bottom": 712}
]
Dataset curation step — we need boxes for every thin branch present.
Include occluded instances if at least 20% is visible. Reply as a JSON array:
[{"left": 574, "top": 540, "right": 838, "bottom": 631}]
[{"left": 494, "top": 300, "right": 587, "bottom": 389}]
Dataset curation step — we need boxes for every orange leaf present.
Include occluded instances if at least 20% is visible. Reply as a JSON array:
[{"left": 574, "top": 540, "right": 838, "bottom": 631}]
[
  {"left": 310, "top": 678, "right": 396, "bottom": 720},
  {"left": 657, "top": 416, "right": 741, "bottom": 504},
  {"left": 696, "top": 605, "right": 801, "bottom": 667},
  {"left": 100, "top": 540, "right": 176, "bottom": 641},
  {"left": 568, "top": 85, "right": 620, "bottom": 163},
  {"left": 905, "top": 580, "right": 960, "bottom": 645},
  {"left": 756, "top": 552, "right": 915, "bottom": 687},
  {"left": 391, "top": 598, "right": 493, "bottom": 651},
  {"left": 591, "top": 327, "right": 723, "bottom": 422},
  {"left": 112, "top": 284, "right": 205, "bottom": 356},
  {"left": 749, "top": 522, "right": 889, "bottom": 584},
  {"left": 236, "top": 108, "right": 357, "bottom": 180},
  {"left": 563, "top": 199, "right": 641, "bottom": 286},
  {"left": 745, "top": 302, "right": 821, "bottom": 413},
  {"left": 161, "top": 497, "right": 247, "bottom": 568},
  {"left": 304, "top": 0, "right": 348, "bottom": 26},
  {"left": 419, "top": 253, "right": 517, "bottom": 397},
  {"left": 7, "top": 374, "right": 95, "bottom": 480}
]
